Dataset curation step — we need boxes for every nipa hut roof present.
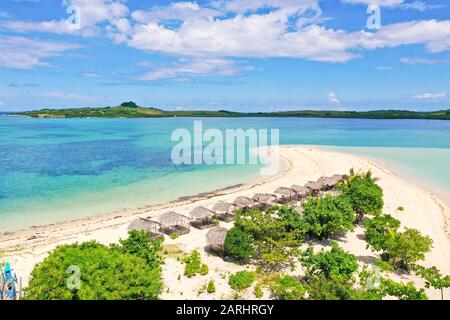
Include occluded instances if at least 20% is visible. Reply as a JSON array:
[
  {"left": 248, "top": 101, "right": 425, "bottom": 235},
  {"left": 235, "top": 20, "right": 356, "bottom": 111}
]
[
  {"left": 305, "top": 180, "right": 324, "bottom": 190},
  {"left": 212, "top": 202, "right": 236, "bottom": 214},
  {"left": 291, "top": 184, "right": 309, "bottom": 196},
  {"left": 206, "top": 226, "right": 228, "bottom": 247},
  {"left": 233, "top": 196, "right": 254, "bottom": 208},
  {"left": 159, "top": 211, "right": 190, "bottom": 226},
  {"left": 128, "top": 218, "right": 160, "bottom": 232},
  {"left": 190, "top": 206, "right": 214, "bottom": 220},
  {"left": 252, "top": 193, "right": 276, "bottom": 204},
  {"left": 274, "top": 187, "right": 295, "bottom": 197}
]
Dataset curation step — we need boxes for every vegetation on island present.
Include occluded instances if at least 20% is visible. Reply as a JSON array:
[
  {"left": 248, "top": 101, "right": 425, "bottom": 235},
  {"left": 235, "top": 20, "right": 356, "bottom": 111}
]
[
  {"left": 21, "top": 169, "right": 450, "bottom": 300},
  {"left": 23, "top": 230, "right": 164, "bottom": 300},
  {"left": 10, "top": 101, "right": 450, "bottom": 120}
]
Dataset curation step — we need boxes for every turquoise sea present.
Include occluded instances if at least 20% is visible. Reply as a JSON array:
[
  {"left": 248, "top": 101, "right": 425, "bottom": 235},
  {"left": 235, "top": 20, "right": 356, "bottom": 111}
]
[{"left": 1, "top": 116, "right": 449, "bottom": 232}]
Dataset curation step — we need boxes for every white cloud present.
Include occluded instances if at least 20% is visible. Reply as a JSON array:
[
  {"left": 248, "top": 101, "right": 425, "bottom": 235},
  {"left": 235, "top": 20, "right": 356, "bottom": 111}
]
[
  {"left": 81, "top": 72, "right": 102, "bottom": 77},
  {"left": 341, "top": 0, "right": 442, "bottom": 11},
  {"left": 400, "top": 57, "right": 449, "bottom": 64},
  {"left": 2, "top": 0, "right": 129, "bottom": 36},
  {"left": 0, "top": 36, "right": 81, "bottom": 69},
  {"left": 376, "top": 66, "right": 393, "bottom": 70},
  {"left": 411, "top": 92, "right": 447, "bottom": 100},
  {"left": 39, "top": 91, "right": 100, "bottom": 101},
  {"left": 137, "top": 58, "right": 253, "bottom": 81},
  {"left": 328, "top": 91, "right": 341, "bottom": 105}
]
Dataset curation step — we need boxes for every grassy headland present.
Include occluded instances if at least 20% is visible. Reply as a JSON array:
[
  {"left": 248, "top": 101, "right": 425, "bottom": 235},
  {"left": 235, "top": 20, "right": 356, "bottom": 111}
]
[{"left": 9, "top": 101, "right": 450, "bottom": 120}]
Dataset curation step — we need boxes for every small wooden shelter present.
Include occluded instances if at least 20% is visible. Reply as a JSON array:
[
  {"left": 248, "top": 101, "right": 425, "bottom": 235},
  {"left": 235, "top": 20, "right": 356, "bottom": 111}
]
[
  {"left": 128, "top": 218, "right": 164, "bottom": 240},
  {"left": 206, "top": 226, "right": 228, "bottom": 254},
  {"left": 305, "top": 180, "right": 324, "bottom": 197},
  {"left": 274, "top": 187, "right": 296, "bottom": 204},
  {"left": 158, "top": 211, "right": 191, "bottom": 235},
  {"left": 290, "top": 184, "right": 310, "bottom": 200},
  {"left": 252, "top": 193, "right": 277, "bottom": 209},
  {"left": 233, "top": 196, "right": 254, "bottom": 210},
  {"left": 189, "top": 206, "right": 217, "bottom": 229},
  {"left": 212, "top": 201, "right": 236, "bottom": 222}
]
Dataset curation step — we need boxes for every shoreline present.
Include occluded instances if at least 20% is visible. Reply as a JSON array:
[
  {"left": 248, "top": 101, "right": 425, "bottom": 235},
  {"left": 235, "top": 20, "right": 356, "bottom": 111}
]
[{"left": 1, "top": 145, "right": 449, "bottom": 299}]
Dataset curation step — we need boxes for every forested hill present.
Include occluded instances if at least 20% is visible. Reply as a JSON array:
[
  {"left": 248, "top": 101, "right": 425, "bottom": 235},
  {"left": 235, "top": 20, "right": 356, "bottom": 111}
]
[{"left": 9, "top": 101, "right": 450, "bottom": 120}]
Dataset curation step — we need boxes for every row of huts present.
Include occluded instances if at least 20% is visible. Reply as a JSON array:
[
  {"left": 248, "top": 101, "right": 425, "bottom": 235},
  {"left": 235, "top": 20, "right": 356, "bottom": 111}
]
[{"left": 128, "top": 174, "right": 344, "bottom": 248}]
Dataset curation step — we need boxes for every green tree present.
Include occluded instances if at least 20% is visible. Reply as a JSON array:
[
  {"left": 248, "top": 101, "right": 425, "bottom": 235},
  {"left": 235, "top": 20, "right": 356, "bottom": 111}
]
[
  {"left": 302, "top": 195, "right": 355, "bottom": 239},
  {"left": 363, "top": 214, "right": 400, "bottom": 252},
  {"left": 300, "top": 242, "right": 358, "bottom": 281},
  {"left": 224, "top": 227, "right": 255, "bottom": 261},
  {"left": 114, "top": 230, "right": 164, "bottom": 269},
  {"left": 414, "top": 266, "right": 450, "bottom": 300},
  {"left": 343, "top": 176, "right": 384, "bottom": 220},
  {"left": 380, "top": 279, "right": 428, "bottom": 300},
  {"left": 24, "top": 240, "right": 163, "bottom": 300},
  {"left": 271, "top": 275, "right": 305, "bottom": 300},
  {"left": 303, "top": 274, "right": 358, "bottom": 300}
]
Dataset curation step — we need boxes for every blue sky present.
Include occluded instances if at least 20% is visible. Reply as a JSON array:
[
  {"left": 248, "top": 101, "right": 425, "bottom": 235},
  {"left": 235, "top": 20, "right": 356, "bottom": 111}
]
[{"left": 0, "top": 0, "right": 449, "bottom": 111}]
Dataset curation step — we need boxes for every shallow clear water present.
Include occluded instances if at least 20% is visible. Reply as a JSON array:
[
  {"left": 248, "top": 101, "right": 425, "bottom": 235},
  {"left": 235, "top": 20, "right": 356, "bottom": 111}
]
[{"left": 1, "top": 116, "right": 449, "bottom": 231}]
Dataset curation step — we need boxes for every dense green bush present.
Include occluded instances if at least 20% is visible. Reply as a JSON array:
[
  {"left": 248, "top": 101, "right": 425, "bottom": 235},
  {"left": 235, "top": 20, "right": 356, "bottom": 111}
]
[
  {"left": 228, "top": 271, "right": 255, "bottom": 290},
  {"left": 363, "top": 215, "right": 433, "bottom": 270},
  {"left": 302, "top": 195, "right": 355, "bottom": 239},
  {"left": 224, "top": 227, "right": 255, "bottom": 261},
  {"left": 183, "top": 250, "right": 209, "bottom": 277},
  {"left": 343, "top": 176, "right": 384, "bottom": 220},
  {"left": 207, "top": 280, "right": 216, "bottom": 293},
  {"left": 24, "top": 236, "right": 163, "bottom": 300},
  {"left": 363, "top": 214, "right": 401, "bottom": 251},
  {"left": 300, "top": 242, "right": 358, "bottom": 281},
  {"left": 271, "top": 275, "right": 305, "bottom": 300}
]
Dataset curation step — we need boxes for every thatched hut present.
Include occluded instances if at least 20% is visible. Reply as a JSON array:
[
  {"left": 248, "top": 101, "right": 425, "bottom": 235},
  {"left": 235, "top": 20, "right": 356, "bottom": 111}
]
[
  {"left": 274, "top": 187, "right": 296, "bottom": 204},
  {"left": 189, "top": 206, "right": 216, "bottom": 229},
  {"left": 252, "top": 193, "right": 277, "bottom": 209},
  {"left": 206, "top": 226, "right": 228, "bottom": 254},
  {"left": 212, "top": 202, "right": 236, "bottom": 222},
  {"left": 290, "top": 184, "right": 309, "bottom": 200},
  {"left": 158, "top": 211, "right": 191, "bottom": 235},
  {"left": 128, "top": 218, "right": 164, "bottom": 240},
  {"left": 318, "top": 174, "right": 343, "bottom": 190},
  {"left": 305, "top": 180, "right": 324, "bottom": 197},
  {"left": 233, "top": 196, "right": 254, "bottom": 210}
]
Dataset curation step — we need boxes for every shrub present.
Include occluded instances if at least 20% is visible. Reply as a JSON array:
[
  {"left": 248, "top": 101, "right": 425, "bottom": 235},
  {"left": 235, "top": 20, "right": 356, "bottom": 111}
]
[
  {"left": 183, "top": 250, "right": 209, "bottom": 277},
  {"left": 384, "top": 228, "right": 433, "bottom": 270},
  {"left": 414, "top": 266, "right": 450, "bottom": 300},
  {"left": 170, "top": 232, "right": 180, "bottom": 240},
  {"left": 303, "top": 274, "right": 357, "bottom": 300},
  {"left": 300, "top": 242, "right": 358, "bottom": 281},
  {"left": 302, "top": 195, "right": 355, "bottom": 239},
  {"left": 363, "top": 214, "right": 401, "bottom": 252},
  {"left": 254, "top": 284, "right": 264, "bottom": 298},
  {"left": 115, "top": 230, "right": 164, "bottom": 269},
  {"left": 343, "top": 176, "right": 383, "bottom": 220},
  {"left": 364, "top": 216, "right": 433, "bottom": 270},
  {"left": 229, "top": 271, "right": 255, "bottom": 290},
  {"left": 271, "top": 275, "right": 305, "bottom": 300},
  {"left": 380, "top": 279, "right": 428, "bottom": 300},
  {"left": 224, "top": 227, "right": 255, "bottom": 261},
  {"left": 207, "top": 280, "right": 216, "bottom": 294},
  {"left": 24, "top": 238, "right": 163, "bottom": 300}
]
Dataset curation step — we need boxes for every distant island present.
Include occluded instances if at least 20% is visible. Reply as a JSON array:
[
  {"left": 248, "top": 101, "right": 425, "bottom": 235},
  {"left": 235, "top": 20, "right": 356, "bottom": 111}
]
[{"left": 9, "top": 101, "right": 450, "bottom": 120}]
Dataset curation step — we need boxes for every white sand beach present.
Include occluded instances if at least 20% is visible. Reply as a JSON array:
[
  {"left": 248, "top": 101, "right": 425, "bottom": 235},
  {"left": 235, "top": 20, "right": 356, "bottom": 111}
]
[{"left": 1, "top": 146, "right": 449, "bottom": 300}]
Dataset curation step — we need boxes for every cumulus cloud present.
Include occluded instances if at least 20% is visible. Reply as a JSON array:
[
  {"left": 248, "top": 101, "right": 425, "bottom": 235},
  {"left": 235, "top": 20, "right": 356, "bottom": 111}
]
[
  {"left": 328, "top": 91, "right": 341, "bottom": 105},
  {"left": 2, "top": 0, "right": 129, "bottom": 36},
  {"left": 137, "top": 58, "right": 254, "bottom": 81},
  {"left": 411, "top": 92, "right": 447, "bottom": 100},
  {"left": 0, "top": 36, "right": 81, "bottom": 69},
  {"left": 341, "top": 0, "right": 442, "bottom": 11}
]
